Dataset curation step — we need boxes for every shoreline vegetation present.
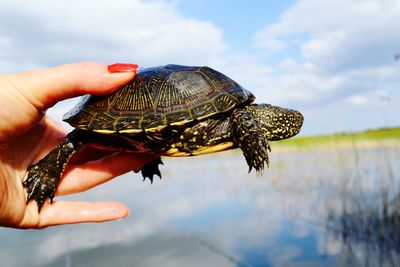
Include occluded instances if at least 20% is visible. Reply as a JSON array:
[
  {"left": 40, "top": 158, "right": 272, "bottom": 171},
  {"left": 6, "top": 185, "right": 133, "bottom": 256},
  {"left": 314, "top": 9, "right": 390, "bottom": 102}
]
[{"left": 272, "top": 127, "right": 400, "bottom": 152}]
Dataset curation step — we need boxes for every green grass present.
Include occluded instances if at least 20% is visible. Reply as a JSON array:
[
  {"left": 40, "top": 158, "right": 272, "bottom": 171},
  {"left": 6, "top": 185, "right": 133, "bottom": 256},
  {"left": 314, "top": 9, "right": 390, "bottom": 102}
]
[{"left": 273, "top": 127, "right": 400, "bottom": 150}]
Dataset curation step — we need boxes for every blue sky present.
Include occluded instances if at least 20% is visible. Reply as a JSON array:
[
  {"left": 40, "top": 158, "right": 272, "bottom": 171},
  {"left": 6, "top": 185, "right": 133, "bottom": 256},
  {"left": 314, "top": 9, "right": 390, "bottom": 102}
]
[{"left": 0, "top": 0, "right": 399, "bottom": 135}]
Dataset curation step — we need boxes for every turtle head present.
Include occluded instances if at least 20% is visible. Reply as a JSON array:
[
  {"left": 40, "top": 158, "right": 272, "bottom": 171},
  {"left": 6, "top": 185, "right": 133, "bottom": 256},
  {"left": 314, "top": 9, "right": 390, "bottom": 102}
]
[{"left": 249, "top": 104, "right": 304, "bottom": 141}]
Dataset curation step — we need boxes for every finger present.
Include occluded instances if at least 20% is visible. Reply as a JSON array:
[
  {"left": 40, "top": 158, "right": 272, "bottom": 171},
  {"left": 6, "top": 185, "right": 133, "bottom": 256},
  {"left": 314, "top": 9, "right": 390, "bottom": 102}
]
[
  {"left": 68, "top": 145, "right": 119, "bottom": 165},
  {"left": 36, "top": 200, "right": 130, "bottom": 228},
  {"left": 9, "top": 62, "right": 138, "bottom": 110},
  {"left": 57, "top": 152, "right": 157, "bottom": 196}
]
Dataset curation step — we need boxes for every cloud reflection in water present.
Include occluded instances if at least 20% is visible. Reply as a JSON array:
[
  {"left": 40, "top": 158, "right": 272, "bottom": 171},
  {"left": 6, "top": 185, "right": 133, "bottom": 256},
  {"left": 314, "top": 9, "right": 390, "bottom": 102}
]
[{"left": 0, "top": 144, "right": 399, "bottom": 266}]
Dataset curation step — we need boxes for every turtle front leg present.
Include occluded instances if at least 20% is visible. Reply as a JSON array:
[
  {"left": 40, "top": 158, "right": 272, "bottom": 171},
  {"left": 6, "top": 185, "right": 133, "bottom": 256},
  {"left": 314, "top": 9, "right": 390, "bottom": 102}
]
[
  {"left": 231, "top": 109, "right": 271, "bottom": 175},
  {"left": 24, "top": 129, "right": 84, "bottom": 211}
]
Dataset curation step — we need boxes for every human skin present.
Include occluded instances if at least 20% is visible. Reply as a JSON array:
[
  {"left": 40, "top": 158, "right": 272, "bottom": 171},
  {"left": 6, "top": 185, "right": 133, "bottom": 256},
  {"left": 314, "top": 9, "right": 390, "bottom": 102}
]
[{"left": 0, "top": 62, "right": 156, "bottom": 229}]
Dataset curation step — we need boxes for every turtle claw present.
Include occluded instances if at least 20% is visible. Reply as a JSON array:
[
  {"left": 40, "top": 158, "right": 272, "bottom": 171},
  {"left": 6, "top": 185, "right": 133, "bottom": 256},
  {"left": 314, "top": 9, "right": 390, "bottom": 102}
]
[
  {"left": 24, "top": 164, "right": 58, "bottom": 212},
  {"left": 140, "top": 157, "right": 163, "bottom": 183},
  {"left": 23, "top": 130, "right": 83, "bottom": 212},
  {"left": 239, "top": 134, "right": 270, "bottom": 176}
]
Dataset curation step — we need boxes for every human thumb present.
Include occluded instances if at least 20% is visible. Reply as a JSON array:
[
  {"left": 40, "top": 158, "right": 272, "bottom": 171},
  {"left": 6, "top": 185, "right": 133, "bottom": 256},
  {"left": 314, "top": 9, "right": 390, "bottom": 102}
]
[
  {"left": 9, "top": 62, "right": 138, "bottom": 110},
  {"left": 0, "top": 62, "right": 137, "bottom": 140}
]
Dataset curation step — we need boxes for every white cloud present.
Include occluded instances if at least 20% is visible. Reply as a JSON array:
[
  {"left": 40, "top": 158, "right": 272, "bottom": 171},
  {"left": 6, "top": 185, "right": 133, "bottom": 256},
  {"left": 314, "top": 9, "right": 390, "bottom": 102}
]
[
  {"left": 254, "top": 0, "right": 400, "bottom": 72},
  {"left": 0, "top": 0, "right": 227, "bottom": 72},
  {"left": 347, "top": 95, "right": 369, "bottom": 106},
  {"left": 253, "top": 36, "right": 287, "bottom": 52},
  {"left": 249, "top": 0, "right": 400, "bottom": 122}
]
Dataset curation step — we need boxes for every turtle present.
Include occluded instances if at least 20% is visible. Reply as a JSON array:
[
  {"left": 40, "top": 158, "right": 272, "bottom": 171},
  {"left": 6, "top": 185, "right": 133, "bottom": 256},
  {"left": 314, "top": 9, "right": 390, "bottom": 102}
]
[{"left": 24, "top": 64, "right": 303, "bottom": 211}]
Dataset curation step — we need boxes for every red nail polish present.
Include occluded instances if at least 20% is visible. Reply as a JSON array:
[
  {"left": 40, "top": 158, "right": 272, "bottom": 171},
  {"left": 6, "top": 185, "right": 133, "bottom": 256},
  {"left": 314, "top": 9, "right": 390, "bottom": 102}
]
[{"left": 107, "top": 63, "right": 139, "bottom": 73}]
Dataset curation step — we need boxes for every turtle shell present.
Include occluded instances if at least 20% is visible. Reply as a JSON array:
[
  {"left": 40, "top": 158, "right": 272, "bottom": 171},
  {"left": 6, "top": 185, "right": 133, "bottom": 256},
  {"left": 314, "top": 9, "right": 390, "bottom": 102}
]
[{"left": 63, "top": 64, "right": 255, "bottom": 133}]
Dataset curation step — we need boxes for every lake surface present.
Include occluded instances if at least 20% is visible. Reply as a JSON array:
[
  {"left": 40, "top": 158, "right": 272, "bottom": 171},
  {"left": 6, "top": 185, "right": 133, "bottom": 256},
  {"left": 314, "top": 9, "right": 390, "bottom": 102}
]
[{"left": 1, "top": 142, "right": 399, "bottom": 267}]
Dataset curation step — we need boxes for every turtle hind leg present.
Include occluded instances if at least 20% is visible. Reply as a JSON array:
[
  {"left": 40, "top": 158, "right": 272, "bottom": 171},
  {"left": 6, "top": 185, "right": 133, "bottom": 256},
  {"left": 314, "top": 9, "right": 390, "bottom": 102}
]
[
  {"left": 231, "top": 109, "right": 271, "bottom": 175},
  {"left": 23, "top": 129, "right": 84, "bottom": 211},
  {"left": 140, "top": 157, "right": 163, "bottom": 183}
]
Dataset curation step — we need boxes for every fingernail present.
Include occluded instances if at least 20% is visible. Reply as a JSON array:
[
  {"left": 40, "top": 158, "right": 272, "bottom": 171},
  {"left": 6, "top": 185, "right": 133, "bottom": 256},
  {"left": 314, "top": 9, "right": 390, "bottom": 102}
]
[{"left": 107, "top": 63, "right": 139, "bottom": 73}]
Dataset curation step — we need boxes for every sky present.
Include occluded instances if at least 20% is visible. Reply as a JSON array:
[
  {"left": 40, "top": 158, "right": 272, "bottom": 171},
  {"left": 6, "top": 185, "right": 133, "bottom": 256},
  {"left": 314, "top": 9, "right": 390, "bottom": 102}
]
[{"left": 0, "top": 0, "right": 399, "bottom": 135}]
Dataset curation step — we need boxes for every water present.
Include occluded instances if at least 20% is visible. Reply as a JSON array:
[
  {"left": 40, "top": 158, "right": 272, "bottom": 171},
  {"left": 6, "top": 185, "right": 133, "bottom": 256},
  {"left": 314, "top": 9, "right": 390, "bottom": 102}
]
[{"left": 1, "top": 144, "right": 399, "bottom": 267}]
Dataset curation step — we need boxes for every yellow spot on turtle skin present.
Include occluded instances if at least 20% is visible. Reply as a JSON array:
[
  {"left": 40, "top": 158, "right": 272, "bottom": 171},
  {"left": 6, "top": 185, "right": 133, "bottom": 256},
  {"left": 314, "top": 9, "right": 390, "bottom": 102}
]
[
  {"left": 180, "top": 135, "right": 185, "bottom": 140},
  {"left": 193, "top": 131, "right": 198, "bottom": 135}
]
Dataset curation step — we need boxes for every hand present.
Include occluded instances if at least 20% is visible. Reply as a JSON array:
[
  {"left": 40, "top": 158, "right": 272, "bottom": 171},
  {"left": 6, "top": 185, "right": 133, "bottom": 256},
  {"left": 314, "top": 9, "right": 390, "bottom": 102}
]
[{"left": 0, "top": 62, "right": 155, "bottom": 229}]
